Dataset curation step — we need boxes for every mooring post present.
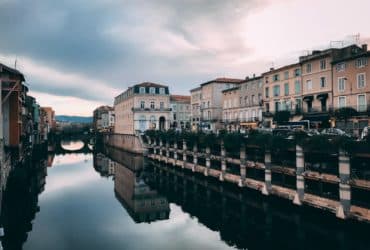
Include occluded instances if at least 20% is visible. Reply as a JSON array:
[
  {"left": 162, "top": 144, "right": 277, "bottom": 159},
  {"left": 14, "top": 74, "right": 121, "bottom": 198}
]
[
  {"left": 336, "top": 149, "right": 351, "bottom": 219},
  {"left": 293, "top": 144, "right": 305, "bottom": 205},
  {"left": 165, "top": 141, "right": 170, "bottom": 164},
  {"left": 262, "top": 149, "right": 272, "bottom": 195},
  {"left": 239, "top": 143, "right": 246, "bottom": 187},
  {"left": 174, "top": 141, "right": 178, "bottom": 165}
]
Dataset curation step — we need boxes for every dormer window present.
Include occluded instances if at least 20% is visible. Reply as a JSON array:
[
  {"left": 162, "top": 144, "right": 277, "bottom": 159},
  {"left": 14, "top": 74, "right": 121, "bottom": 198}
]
[
  {"left": 159, "top": 87, "right": 165, "bottom": 94},
  {"left": 356, "top": 58, "right": 368, "bottom": 68},
  {"left": 336, "top": 63, "right": 346, "bottom": 72},
  {"left": 149, "top": 87, "right": 155, "bottom": 94},
  {"left": 139, "top": 87, "right": 145, "bottom": 94}
]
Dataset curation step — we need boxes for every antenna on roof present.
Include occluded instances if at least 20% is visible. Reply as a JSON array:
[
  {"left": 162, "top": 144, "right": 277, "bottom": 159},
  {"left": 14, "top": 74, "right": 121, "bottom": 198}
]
[{"left": 14, "top": 56, "right": 17, "bottom": 69}]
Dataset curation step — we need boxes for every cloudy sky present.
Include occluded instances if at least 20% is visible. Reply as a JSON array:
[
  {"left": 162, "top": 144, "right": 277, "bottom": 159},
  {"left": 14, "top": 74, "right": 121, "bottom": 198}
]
[{"left": 1, "top": 0, "right": 370, "bottom": 116}]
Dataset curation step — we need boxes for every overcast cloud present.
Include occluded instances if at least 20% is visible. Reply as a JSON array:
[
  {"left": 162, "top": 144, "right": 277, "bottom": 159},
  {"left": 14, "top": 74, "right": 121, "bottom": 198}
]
[{"left": 0, "top": 0, "right": 369, "bottom": 115}]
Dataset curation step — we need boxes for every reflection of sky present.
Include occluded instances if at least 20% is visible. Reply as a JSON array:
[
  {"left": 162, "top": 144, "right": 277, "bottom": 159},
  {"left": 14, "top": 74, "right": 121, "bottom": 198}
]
[
  {"left": 60, "top": 141, "right": 85, "bottom": 151},
  {"left": 24, "top": 153, "right": 233, "bottom": 250}
]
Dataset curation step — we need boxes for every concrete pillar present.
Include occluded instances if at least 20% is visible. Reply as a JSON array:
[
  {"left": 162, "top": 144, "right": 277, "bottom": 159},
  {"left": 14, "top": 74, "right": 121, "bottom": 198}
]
[
  {"left": 192, "top": 144, "right": 198, "bottom": 172},
  {"left": 336, "top": 149, "right": 351, "bottom": 219},
  {"left": 159, "top": 139, "right": 163, "bottom": 159},
  {"left": 165, "top": 142, "right": 170, "bottom": 164},
  {"left": 262, "top": 149, "right": 272, "bottom": 195},
  {"left": 239, "top": 144, "right": 246, "bottom": 187},
  {"left": 174, "top": 142, "right": 178, "bottom": 163},
  {"left": 182, "top": 140, "right": 187, "bottom": 169},
  {"left": 220, "top": 142, "right": 226, "bottom": 181},
  {"left": 205, "top": 146, "right": 211, "bottom": 176},
  {"left": 293, "top": 145, "right": 305, "bottom": 205}
]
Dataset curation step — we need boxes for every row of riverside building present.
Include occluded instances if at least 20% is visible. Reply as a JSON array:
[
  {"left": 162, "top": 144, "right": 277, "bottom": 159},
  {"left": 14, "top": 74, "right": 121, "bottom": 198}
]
[
  {"left": 0, "top": 62, "right": 56, "bottom": 201},
  {"left": 95, "top": 42, "right": 370, "bottom": 136},
  {"left": 0, "top": 63, "right": 56, "bottom": 156}
]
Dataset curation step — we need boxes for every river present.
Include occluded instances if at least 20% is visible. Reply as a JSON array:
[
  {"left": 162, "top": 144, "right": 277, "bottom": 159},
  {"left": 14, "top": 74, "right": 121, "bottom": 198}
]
[{"left": 1, "top": 141, "right": 370, "bottom": 250}]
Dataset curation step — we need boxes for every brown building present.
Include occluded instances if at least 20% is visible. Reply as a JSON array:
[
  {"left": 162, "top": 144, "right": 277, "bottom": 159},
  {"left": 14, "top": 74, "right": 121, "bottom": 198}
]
[
  {"left": 41, "top": 107, "right": 56, "bottom": 131},
  {"left": 332, "top": 44, "right": 370, "bottom": 133},
  {"left": 299, "top": 44, "right": 367, "bottom": 127},
  {"left": 1, "top": 63, "right": 27, "bottom": 148}
]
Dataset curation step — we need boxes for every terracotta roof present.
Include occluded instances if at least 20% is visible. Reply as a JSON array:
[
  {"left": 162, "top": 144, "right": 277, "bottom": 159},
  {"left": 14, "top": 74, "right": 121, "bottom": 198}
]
[
  {"left": 201, "top": 77, "right": 244, "bottom": 86},
  {"left": 135, "top": 82, "right": 168, "bottom": 88},
  {"left": 261, "top": 62, "right": 300, "bottom": 76},
  {"left": 0, "top": 63, "right": 25, "bottom": 81},
  {"left": 170, "top": 95, "right": 191, "bottom": 103}
]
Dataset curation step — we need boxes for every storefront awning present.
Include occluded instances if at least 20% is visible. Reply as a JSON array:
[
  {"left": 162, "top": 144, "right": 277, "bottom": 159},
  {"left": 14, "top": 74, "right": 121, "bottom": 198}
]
[
  {"left": 303, "top": 95, "right": 314, "bottom": 102},
  {"left": 317, "top": 93, "right": 328, "bottom": 100}
]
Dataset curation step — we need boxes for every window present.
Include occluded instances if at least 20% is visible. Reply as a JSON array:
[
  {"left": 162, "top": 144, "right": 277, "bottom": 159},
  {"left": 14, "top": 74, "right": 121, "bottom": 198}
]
[
  {"left": 320, "top": 77, "right": 326, "bottom": 88},
  {"left": 140, "top": 101, "right": 145, "bottom": 109},
  {"left": 244, "top": 96, "right": 249, "bottom": 106},
  {"left": 258, "top": 93, "right": 262, "bottom": 102},
  {"left": 251, "top": 95, "right": 255, "bottom": 105},
  {"left": 284, "top": 71, "right": 289, "bottom": 80},
  {"left": 284, "top": 83, "right": 289, "bottom": 96},
  {"left": 338, "top": 96, "right": 346, "bottom": 108},
  {"left": 273, "top": 85, "right": 280, "bottom": 96},
  {"left": 273, "top": 74, "right": 280, "bottom": 82},
  {"left": 149, "top": 87, "right": 155, "bottom": 94},
  {"left": 295, "top": 99, "right": 302, "bottom": 111},
  {"left": 320, "top": 60, "right": 326, "bottom": 70},
  {"left": 160, "top": 102, "right": 164, "bottom": 109},
  {"left": 338, "top": 77, "right": 346, "bottom": 92},
  {"left": 150, "top": 101, "right": 155, "bottom": 109},
  {"left": 258, "top": 80, "right": 262, "bottom": 88},
  {"left": 294, "top": 68, "right": 301, "bottom": 77},
  {"left": 139, "top": 87, "right": 145, "bottom": 94},
  {"left": 306, "top": 80, "right": 312, "bottom": 90},
  {"left": 159, "top": 87, "right": 165, "bottom": 94},
  {"left": 357, "top": 73, "right": 366, "bottom": 88},
  {"left": 265, "top": 87, "right": 269, "bottom": 98},
  {"left": 295, "top": 80, "right": 301, "bottom": 94},
  {"left": 336, "top": 63, "right": 346, "bottom": 72},
  {"left": 239, "top": 97, "right": 243, "bottom": 105},
  {"left": 275, "top": 101, "right": 281, "bottom": 112},
  {"left": 356, "top": 58, "right": 368, "bottom": 68},
  {"left": 306, "top": 63, "right": 312, "bottom": 73},
  {"left": 358, "top": 95, "right": 366, "bottom": 112}
]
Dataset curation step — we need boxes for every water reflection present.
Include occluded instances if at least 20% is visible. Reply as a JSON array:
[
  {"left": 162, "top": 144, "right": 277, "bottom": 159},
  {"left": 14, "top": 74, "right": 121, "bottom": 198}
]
[
  {"left": 94, "top": 149, "right": 170, "bottom": 223},
  {"left": 60, "top": 140, "right": 85, "bottom": 151},
  {"left": 0, "top": 157, "right": 47, "bottom": 250}
]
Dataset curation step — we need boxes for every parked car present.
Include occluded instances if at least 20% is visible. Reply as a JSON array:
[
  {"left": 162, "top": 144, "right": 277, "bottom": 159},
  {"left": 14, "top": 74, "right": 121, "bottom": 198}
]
[{"left": 320, "top": 128, "right": 351, "bottom": 137}]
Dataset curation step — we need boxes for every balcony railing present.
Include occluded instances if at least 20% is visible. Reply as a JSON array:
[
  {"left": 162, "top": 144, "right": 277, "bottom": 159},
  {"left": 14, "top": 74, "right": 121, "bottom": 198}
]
[{"left": 132, "top": 107, "right": 172, "bottom": 112}]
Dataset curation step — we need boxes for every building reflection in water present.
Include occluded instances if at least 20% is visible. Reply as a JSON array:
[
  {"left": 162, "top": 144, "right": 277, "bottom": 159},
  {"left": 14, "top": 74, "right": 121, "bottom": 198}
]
[
  {"left": 0, "top": 156, "right": 48, "bottom": 250},
  {"left": 141, "top": 160, "right": 370, "bottom": 250},
  {"left": 95, "top": 148, "right": 170, "bottom": 223}
]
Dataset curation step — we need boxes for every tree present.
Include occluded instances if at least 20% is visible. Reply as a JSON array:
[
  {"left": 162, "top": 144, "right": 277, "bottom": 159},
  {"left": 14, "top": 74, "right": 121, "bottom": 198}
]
[
  {"left": 334, "top": 107, "right": 358, "bottom": 131},
  {"left": 273, "top": 111, "right": 290, "bottom": 124}
]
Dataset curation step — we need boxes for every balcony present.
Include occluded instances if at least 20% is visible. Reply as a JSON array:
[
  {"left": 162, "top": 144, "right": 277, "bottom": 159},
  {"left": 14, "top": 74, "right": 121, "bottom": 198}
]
[{"left": 132, "top": 107, "right": 172, "bottom": 112}]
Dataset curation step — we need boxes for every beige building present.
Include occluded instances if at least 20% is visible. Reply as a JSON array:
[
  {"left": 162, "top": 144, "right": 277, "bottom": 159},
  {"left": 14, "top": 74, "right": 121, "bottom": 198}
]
[
  {"left": 190, "top": 87, "right": 202, "bottom": 131},
  {"left": 332, "top": 44, "right": 369, "bottom": 131},
  {"left": 262, "top": 63, "right": 302, "bottom": 126},
  {"left": 114, "top": 82, "right": 170, "bottom": 135},
  {"left": 222, "top": 86, "right": 240, "bottom": 131},
  {"left": 170, "top": 95, "right": 191, "bottom": 130},
  {"left": 194, "top": 78, "right": 244, "bottom": 131},
  {"left": 239, "top": 76, "right": 264, "bottom": 128}
]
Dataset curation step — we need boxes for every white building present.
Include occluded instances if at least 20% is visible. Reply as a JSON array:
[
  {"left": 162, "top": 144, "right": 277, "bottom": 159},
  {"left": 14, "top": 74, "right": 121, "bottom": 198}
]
[{"left": 114, "top": 82, "right": 171, "bottom": 134}]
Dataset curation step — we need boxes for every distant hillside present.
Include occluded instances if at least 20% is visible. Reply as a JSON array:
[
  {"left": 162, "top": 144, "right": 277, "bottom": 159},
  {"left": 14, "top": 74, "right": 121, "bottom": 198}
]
[{"left": 56, "top": 115, "right": 93, "bottom": 123}]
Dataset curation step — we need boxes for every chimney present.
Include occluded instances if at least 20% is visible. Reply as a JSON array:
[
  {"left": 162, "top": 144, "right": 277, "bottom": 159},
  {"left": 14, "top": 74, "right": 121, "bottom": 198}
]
[
  {"left": 245, "top": 76, "right": 249, "bottom": 80},
  {"left": 253, "top": 73, "right": 256, "bottom": 78},
  {"left": 362, "top": 44, "right": 368, "bottom": 51},
  {"left": 270, "top": 67, "right": 274, "bottom": 71}
]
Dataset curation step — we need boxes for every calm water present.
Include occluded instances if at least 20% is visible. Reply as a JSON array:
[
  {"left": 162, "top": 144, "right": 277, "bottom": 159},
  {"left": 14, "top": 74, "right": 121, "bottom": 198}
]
[{"left": 1, "top": 141, "right": 370, "bottom": 250}]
